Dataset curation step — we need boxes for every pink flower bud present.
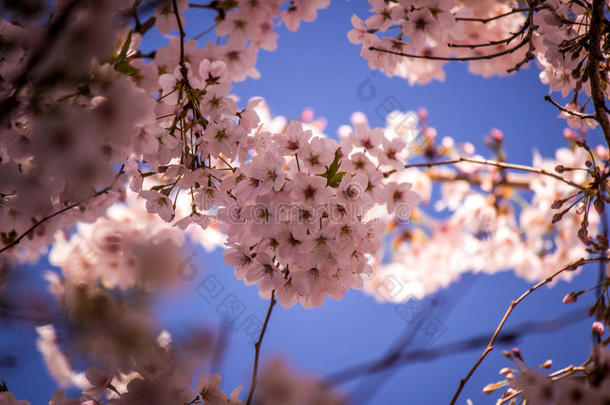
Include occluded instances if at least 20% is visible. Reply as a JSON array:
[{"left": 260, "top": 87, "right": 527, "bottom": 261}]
[
  {"left": 592, "top": 321, "right": 605, "bottom": 336},
  {"left": 562, "top": 292, "right": 578, "bottom": 304},
  {"left": 462, "top": 142, "right": 475, "bottom": 155},
  {"left": 301, "top": 107, "right": 314, "bottom": 122},
  {"left": 417, "top": 107, "right": 428, "bottom": 120},
  {"left": 563, "top": 128, "right": 577, "bottom": 140},
  {"left": 490, "top": 128, "right": 503, "bottom": 141}
]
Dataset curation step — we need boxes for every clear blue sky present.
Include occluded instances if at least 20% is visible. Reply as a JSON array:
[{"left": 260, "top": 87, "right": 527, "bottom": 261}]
[{"left": 1, "top": 1, "right": 603, "bottom": 404}]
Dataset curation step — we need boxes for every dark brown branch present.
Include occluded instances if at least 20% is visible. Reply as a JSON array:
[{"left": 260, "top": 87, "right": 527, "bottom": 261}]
[
  {"left": 448, "top": 34, "right": 522, "bottom": 49},
  {"left": 449, "top": 256, "right": 610, "bottom": 405},
  {"left": 0, "top": 167, "right": 124, "bottom": 256},
  {"left": 544, "top": 95, "right": 596, "bottom": 119},
  {"left": 172, "top": 0, "right": 190, "bottom": 82},
  {"left": 369, "top": 23, "right": 532, "bottom": 63},
  {"left": 0, "top": 0, "right": 84, "bottom": 122},
  {"left": 426, "top": 169, "right": 531, "bottom": 189},
  {"left": 404, "top": 156, "right": 586, "bottom": 190},
  {"left": 245, "top": 291, "right": 276, "bottom": 405},
  {"left": 326, "top": 308, "right": 587, "bottom": 385},
  {"left": 454, "top": 7, "right": 536, "bottom": 24},
  {"left": 373, "top": 4, "right": 538, "bottom": 74},
  {"left": 448, "top": 24, "right": 527, "bottom": 49},
  {"left": 135, "top": 16, "right": 157, "bottom": 34},
  {"left": 587, "top": 0, "right": 610, "bottom": 147},
  {"left": 189, "top": 1, "right": 217, "bottom": 9}
]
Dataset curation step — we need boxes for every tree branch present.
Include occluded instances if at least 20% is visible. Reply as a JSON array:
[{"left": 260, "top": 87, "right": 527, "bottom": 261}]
[
  {"left": 587, "top": 0, "right": 610, "bottom": 147},
  {"left": 172, "top": 0, "right": 190, "bottom": 82},
  {"left": 325, "top": 307, "right": 587, "bottom": 385},
  {"left": 454, "top": 7, "right": 537, "bottom": 24},
  {"left": 544, "top": 95, "right": 596, "bottom": 119},
  {"left": 0, "top": 167, "right": 124, "bottom": 256},
  {"left": 449, "top": 256, "right": 610, "bottom": 405},
  {"left": 245, "top": 291, "right": 276, "bottom": 405},
  {"left": 0, "top": 0, "right": 84, "bottom": 122},
  {"left": 404, "top": 157, "right": 585, "bottom": 190}
]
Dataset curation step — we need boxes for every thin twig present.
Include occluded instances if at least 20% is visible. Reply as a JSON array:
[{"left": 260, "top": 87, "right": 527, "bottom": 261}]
[
  {"left": 426, "top": 169, "right": 531, "bottom": 189},
  {"left": 353, "top": 301, "right": 439, "bottom": 404},
  {"left": 454, "top": 7, "right": 535, "bottom": 24},
  {"left": 587, "top": 0, "right": 610, "bottom": 147},
  {"left": 403, "top": 157, "right": 585, "bottom": 190},
  {"left": 544, "top": 95, "right": 596, "bottom": 119},
  {"left": 372, "top": 4, "right": 538, "bottom": 74},
  {"left": 498, "top": 389, "right": 523, "bottom": 404},
  {"left": 370, "top": 36, "right": 528, "bottom": 62},
  {"left": 369, "top": 16, "right": 532, "bottom": 63},
  {"left": 0, "top": 0, "right": 84, "bottom": 122},
  {"left": 448, "top": 256, "right": 609, "bottom": 405},
  {"left": 0, "top": 167, "right": 124, "bottom": 255},
  {"left": 598, "top": 210, "right": 608, "bottom": 300},
  {"left": 189, "top": 1, "right": 217, "bottom": 9},
  {"left": 245, "top": 291, "right": 276, "bottom": 405},
  {"left": 172, "top": 0, "right": 190, "bottom": 82},
  {"left": 325, "top": 307, "right": 587, "bottom": 385},
  {"left": 447, "top": 29, "right": 524, "bottom": 49}
]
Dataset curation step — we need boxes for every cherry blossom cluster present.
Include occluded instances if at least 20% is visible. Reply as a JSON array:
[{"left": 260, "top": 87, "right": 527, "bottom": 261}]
[
  {"left": 49, "top": 190, "right": 224, "bottom": 292},
  {"left": 33, "top": 323, "right": 239, "bottom": 404},
  {"left": 1, "top": 352, "right": 347, "bottom": 405},
  {"left": 155, "top": 0, "right": 330, "bottom": 82},
  {"left": 0, "top": 0, "right": 331, "bottom": 262},
  {"left": 348, "top": 0, "right": 528, "bottom": 83},
  {"left": 364, "top": 115, "right": 607, "bottom": 302},
  {"left": 220, "top": 116, "right": 420, "bottom": 308},
  {"left": 0, "top": 1, "right": 150, "bottom": 262},
  {"left": 348, "top": 0, "right": 610, "bottom": 128},
  {"left": 254, "top": 358, "right": 347, "bottom": 405},
  {"left": 482, "top": 342, "right": 610, "bottom": 404}
]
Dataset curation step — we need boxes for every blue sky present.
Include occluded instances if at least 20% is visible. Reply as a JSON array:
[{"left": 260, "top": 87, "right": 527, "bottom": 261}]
[{"left": 1, "top": 1, "right": 604, "bottom": 404}]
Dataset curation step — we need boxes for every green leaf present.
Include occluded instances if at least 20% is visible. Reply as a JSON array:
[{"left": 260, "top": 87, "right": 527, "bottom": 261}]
[
  {"left": 112, "top": 31, "right": 140, "bottom": 77},
  {"left": 328, "top": 171, "right": 347, "bottom": 188},
  {"left": 318, "top": 147, "right": 344, "bottom": 187},
  {"left": 114, "top": 60, "right": 139, "bottom": 76},
  {"left": 117, "top": 30, "right": 133, "bottom": 63}
]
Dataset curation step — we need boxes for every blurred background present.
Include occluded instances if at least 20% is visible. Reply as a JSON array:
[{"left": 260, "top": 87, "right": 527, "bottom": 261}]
[{"left": 1, "top": 1, "right": 604, "bottom": 403}]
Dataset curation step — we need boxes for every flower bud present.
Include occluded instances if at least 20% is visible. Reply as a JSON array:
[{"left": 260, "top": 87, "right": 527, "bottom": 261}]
[
  {"left": 563, "top": 292, "right": 578, "bottom": 304},
  {"left": 595, "top": 197, "right": 605, "bottom": 214},
  {"left": 551, "top": 199, "right": 564, "bottom": 209},
  {"left": 499, "top": 367, "right": 512, "bottom": 376},
  {"left": 592, "top": 321, "right": 605, "bottom": 336},
  {"left": 563, "top": 128, "right": 577, "bottom": 140},
  {"left": 417, "top": 107, "right": 428, "bottom": 121},
  {"left": 490, "top": 128, "right": 503, "bottom": 142}
]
